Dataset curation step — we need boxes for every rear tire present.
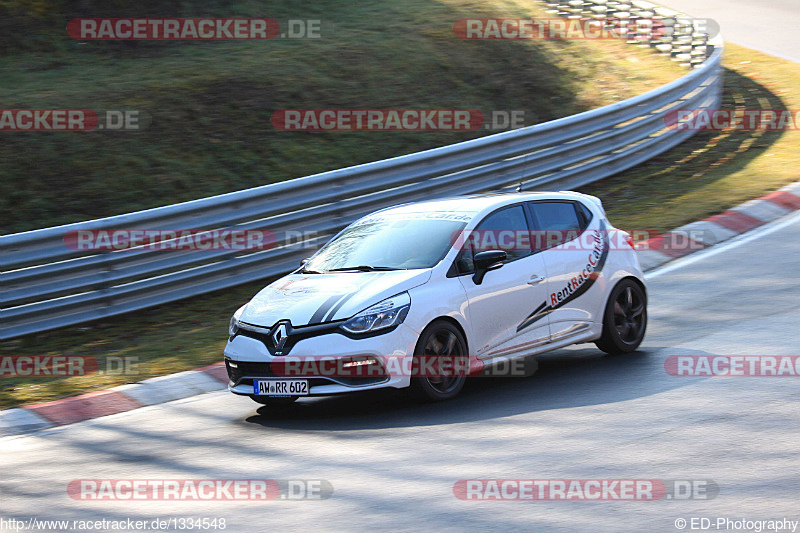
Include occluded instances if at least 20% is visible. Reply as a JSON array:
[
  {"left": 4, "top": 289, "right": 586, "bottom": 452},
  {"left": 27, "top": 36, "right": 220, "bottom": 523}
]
[
  {"left": 409, "top": 320, "right": 468, "bottom": 401},
  {"left": 595, "top": 279, "right": 647, "bottom": 354}
]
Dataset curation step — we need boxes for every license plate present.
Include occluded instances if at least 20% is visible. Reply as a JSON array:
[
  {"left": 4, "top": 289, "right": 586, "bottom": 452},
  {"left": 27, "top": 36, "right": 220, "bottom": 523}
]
[{"left": 253, "top": 379, "right": 309, "bottom": 396}]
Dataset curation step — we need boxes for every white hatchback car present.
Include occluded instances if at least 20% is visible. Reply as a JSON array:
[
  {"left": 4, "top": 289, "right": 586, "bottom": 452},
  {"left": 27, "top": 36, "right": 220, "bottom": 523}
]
[{"left": 224, "top": 192, "right": 647, "bottom": 405}]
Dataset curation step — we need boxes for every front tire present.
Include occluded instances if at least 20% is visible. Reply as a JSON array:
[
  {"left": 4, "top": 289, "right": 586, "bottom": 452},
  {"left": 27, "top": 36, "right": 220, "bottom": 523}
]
[
  {"left": 595, "top": 279, "right": 647, "bottom": 354},
  {"left": 409, "top": 320, "right": 468, "bottom": 401}
]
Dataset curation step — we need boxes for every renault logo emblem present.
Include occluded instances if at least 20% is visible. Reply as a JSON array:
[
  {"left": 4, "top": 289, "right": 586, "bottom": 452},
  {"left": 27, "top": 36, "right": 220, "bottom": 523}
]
[{"left": 271, "top": 322, "right": 290, "bottom": 353}]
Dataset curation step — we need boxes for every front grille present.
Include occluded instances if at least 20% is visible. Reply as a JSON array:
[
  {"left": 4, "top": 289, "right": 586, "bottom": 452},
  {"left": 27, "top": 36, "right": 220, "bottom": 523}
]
[
  {"left": 225, "top": 358, "right": 388, "bottom": 388},
  {"left": 235, "top": 329, "right": 273, "bottom": 349},
  {"left": 232, "top": 320, "right": 346, "bottom": 356}
]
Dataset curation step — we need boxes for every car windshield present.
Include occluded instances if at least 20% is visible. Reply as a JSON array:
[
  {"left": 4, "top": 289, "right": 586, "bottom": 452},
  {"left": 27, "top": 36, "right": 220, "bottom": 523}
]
[{"left": 304, "top": 213, "right": 469, "bottom": 272}]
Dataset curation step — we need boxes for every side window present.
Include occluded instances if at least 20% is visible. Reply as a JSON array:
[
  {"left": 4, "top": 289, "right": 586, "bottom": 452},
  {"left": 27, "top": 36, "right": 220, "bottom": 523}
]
[
  {"left": 528, "top": 201, "right": 584, "bottom": 249},
  {"left": 455, "top": 205, "right": 531, "bottom": 273},
  {"left": 577, "top": 202, "right": 594, "bottom": 228}
]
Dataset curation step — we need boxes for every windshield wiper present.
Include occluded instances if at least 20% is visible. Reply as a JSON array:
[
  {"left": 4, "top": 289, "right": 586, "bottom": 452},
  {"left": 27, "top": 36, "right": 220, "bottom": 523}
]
[{"left": 325, "top": 265, "right": 405, "bottom": 272}]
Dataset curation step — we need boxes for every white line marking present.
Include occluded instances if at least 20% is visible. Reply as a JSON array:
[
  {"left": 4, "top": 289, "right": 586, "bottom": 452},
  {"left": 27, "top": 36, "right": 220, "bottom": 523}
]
[{"left": 646, "top": 209, "right": 800, "bottom": 279}]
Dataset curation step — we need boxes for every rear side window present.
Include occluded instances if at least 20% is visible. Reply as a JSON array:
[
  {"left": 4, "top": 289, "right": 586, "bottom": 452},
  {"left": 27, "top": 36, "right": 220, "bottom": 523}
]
[
  {"left": 577, "top": 202, "right": 594, "bottom": 228},
  {"left": 528, "top": 201, "right": 587, "bottom": 249}
]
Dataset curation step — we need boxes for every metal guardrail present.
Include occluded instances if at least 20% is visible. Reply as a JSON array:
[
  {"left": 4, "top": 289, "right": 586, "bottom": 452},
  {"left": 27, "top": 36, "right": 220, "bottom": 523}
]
[{"left": 0, "top": 14, "right": 724, "bottom": 339}]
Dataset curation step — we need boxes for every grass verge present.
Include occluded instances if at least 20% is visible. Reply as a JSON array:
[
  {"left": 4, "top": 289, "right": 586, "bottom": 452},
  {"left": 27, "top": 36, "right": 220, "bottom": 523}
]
[{"left": 0, "top": 0, "right": 682, "bottom": 234}]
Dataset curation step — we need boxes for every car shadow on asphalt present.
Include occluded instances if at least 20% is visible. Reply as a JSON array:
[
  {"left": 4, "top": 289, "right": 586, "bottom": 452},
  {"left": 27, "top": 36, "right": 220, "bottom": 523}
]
[{"left": 242, "top": 345, "right": 713, "bottom": 431}]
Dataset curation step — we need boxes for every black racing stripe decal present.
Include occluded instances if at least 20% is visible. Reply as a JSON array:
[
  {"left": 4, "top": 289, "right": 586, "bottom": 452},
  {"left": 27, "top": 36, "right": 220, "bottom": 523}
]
[
  {"left": 516, "top": 301, "right": 550, "bottom": 333},
  {"left": 516, "top": 223, "right": 610, "bottom": 333},
  {"left": 324, "top": 292, "right": 357, "bottom": 322},
  {"left": 323, "top": 272, "right": 382, "bottom": 322},
  {"left": 309, "top": 294, "right": 345, "bottom": 325}
]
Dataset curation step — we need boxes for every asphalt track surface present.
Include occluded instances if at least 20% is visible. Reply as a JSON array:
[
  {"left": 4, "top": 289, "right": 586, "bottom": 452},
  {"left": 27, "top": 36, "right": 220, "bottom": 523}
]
[
  {"left": 3, "top": 2, "right": 800, "bottom": 530},
  {"left": 2, "top": 207, "right": 800, "bottom": 532},
  {"left": 659, "top": 0, "right": 800, "bottom": 63}
]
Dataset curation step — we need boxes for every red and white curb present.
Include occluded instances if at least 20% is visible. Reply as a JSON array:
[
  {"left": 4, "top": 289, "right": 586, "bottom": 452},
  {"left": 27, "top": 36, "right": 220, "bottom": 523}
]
[
  {"left": 0, "top": 364, "right": 228, "bottom": 437},
  {"left": 635, "top": 181, "right": 800, "bottom": 270},
  {"left": 2, "top": 181, "right": 800, "bottom": 437}
]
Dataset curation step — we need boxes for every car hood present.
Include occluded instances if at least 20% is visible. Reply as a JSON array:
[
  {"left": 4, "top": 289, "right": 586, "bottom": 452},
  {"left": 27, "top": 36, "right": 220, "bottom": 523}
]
[{"left": 240, "top": 269, "right": 432, "bottom": 328}]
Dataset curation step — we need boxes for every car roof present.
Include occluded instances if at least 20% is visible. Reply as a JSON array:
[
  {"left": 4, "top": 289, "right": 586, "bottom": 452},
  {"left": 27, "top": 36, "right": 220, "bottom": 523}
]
[{"left": 373, "top": 191, "right": 593, "bottom": 218}]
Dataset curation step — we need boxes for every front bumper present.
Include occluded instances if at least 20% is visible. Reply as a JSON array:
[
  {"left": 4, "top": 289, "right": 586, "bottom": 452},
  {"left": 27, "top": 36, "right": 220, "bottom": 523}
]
[{"left": 223, "top": 322, "right": 419, "bottom": 396}]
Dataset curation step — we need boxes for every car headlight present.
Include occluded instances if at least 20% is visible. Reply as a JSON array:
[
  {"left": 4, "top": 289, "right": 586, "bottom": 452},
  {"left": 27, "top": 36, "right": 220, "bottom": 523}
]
[
  {"left": 341, "top": 292, "right": 410, "bottom": 335},
  {"left": 229, "top": 304, "right": 247, "bottom": 337}
]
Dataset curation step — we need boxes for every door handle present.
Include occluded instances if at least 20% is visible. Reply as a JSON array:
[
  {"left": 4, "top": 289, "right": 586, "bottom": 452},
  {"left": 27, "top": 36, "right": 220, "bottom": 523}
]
[{"left": 527, "top": 275, "right": 545, "bottom": 285}]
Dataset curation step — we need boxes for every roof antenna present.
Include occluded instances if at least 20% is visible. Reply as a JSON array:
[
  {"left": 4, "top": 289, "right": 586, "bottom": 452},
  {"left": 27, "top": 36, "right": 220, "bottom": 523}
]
[{"left": 516, "top": 182, "right": 523, "bottom": 193}]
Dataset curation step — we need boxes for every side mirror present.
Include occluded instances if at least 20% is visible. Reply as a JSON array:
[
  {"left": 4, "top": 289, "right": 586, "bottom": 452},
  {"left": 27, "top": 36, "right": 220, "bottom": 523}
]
[
  {"left": 300, "top": 258, "right": 310, "bottom": 266},
  {"left": 472, "top": 250, "right": 507, "bottom": 285}
]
